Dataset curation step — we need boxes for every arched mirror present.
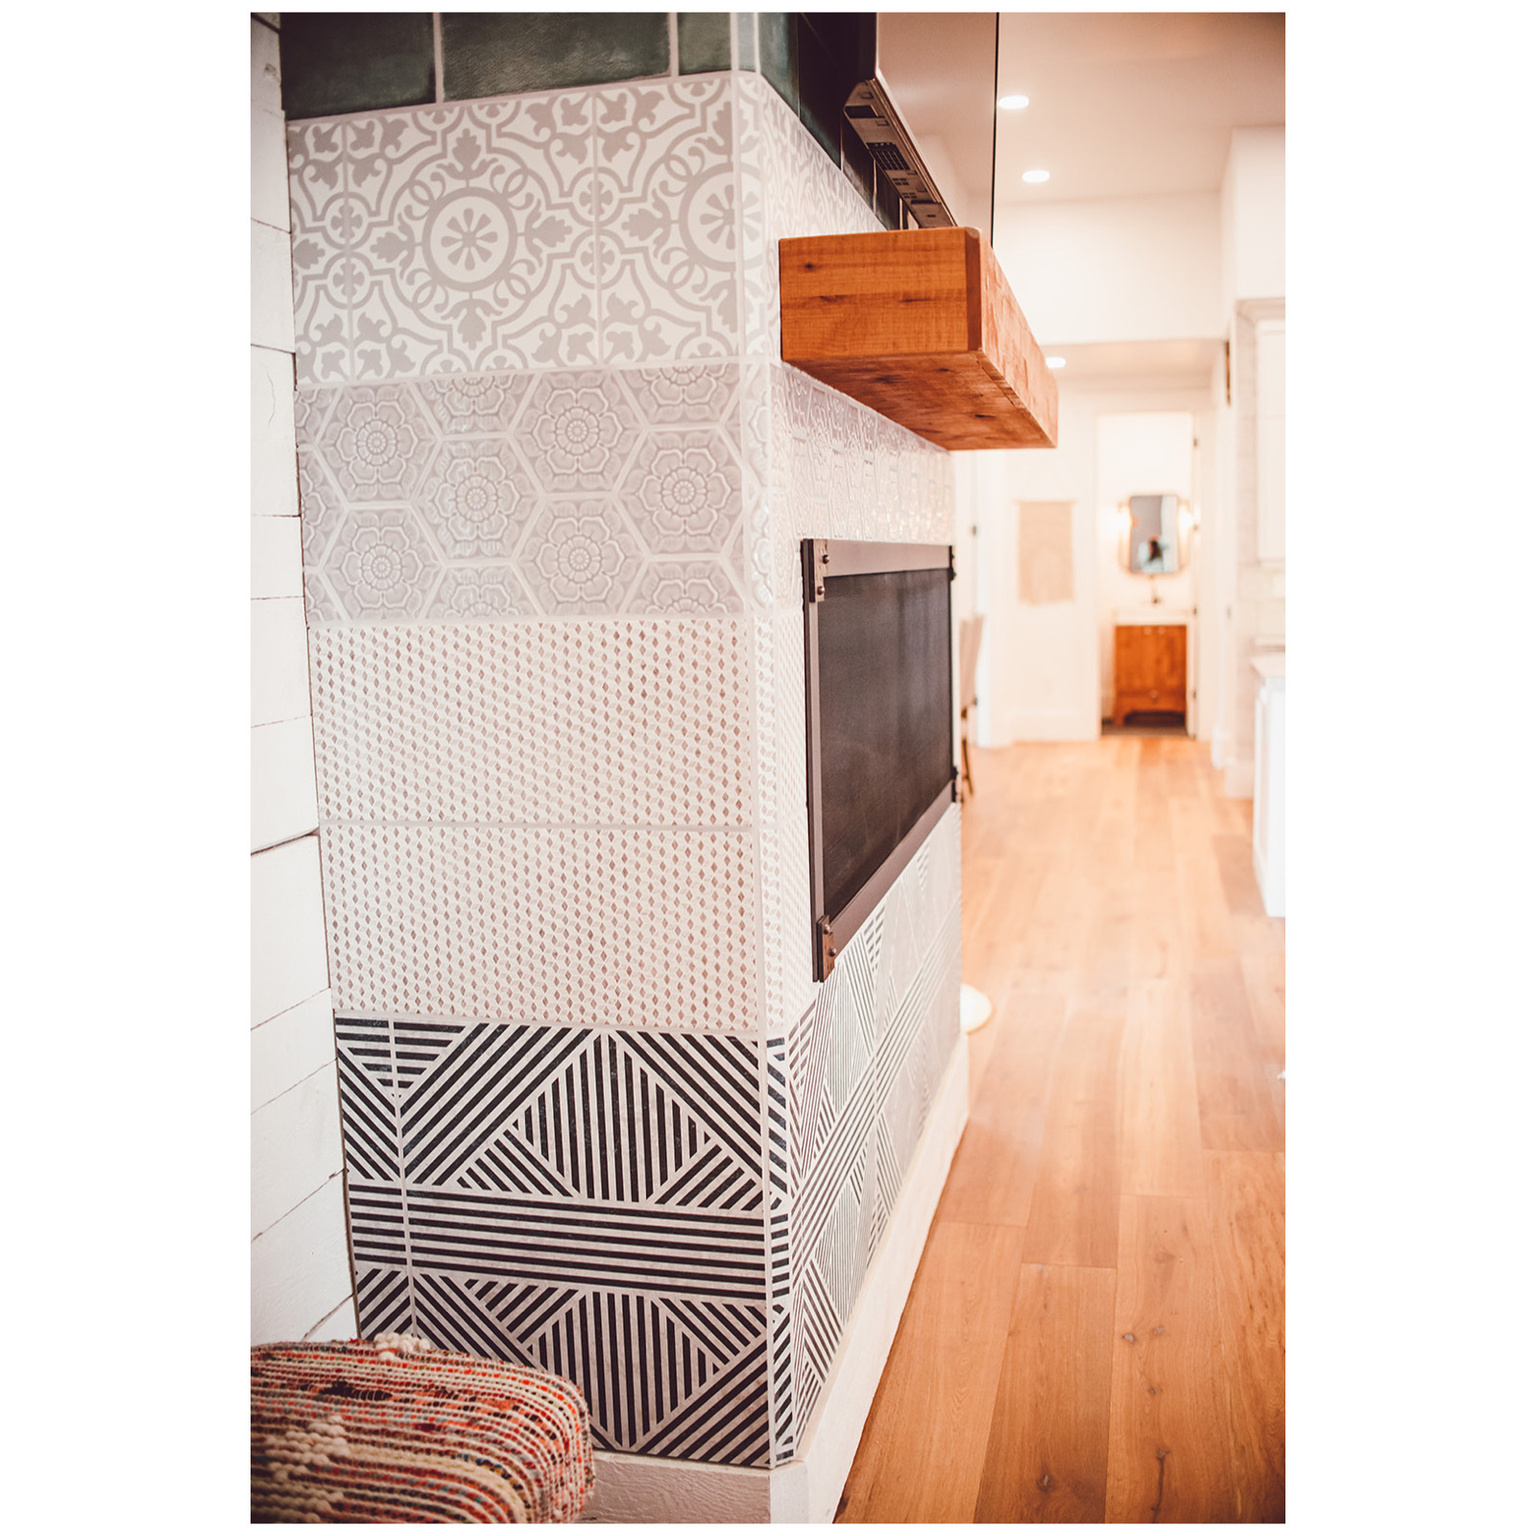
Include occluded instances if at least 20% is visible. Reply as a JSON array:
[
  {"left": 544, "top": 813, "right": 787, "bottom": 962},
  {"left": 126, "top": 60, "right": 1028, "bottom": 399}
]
[{"left": 1118, "top": 492, "right": 1191, "bottom": 575}]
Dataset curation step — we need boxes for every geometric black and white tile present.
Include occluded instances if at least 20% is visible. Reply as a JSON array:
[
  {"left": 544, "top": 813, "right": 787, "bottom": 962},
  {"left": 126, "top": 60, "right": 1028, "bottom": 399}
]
[
  {"left": 778, "top": 808, "right": 963, "bottom": 1459},
  {"left": 334, "top": 1020, "right": 771, "bottom": 1465}
]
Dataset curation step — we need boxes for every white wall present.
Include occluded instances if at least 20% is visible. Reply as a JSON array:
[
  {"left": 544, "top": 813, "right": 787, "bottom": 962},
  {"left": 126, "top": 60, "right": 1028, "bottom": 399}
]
[
  {"left": 1222, "top": 126, "right": 1286, "bottom": 308},
  {"left": 1095, "top": 412, "right": 1196, "bottom": 720},
  {"left": 992, "top": 191, "right": 1223, "bottom": 345},
  {"left": 970, "top": 399, "right": 1100, "bottom": 745},
  {"left": 250, "top": 14, "right": 355, "bottom": 1346}
]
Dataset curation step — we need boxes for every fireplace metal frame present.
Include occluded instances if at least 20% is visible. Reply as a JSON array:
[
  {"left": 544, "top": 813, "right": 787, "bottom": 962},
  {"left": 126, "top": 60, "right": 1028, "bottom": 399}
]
[{"left": 802, "top": 537, "right": 957, "bottom": 981}]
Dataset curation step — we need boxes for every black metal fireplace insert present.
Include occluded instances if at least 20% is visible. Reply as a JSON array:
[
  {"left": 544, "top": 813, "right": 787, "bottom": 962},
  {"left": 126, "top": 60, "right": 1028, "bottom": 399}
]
[{"left": 802, "top": 538, "right": 956, "bottom": 981}]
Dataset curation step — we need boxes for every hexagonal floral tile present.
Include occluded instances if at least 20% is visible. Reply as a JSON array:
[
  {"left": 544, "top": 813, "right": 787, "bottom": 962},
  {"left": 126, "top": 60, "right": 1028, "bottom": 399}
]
[
  {"left": 419, "top": 440, "right": 537, "bottom": 559},
  {"left": 623, "top": 430, "right": 740, "bottom": 554},
  {"left": 520, "top": 372, "right": 641, "bottom": 494},
  {"left": 522, "top": 499, "right": 643, "bottom": 614},
  {"left": 323, "top": 506, "right": 440, "bottom": 621},
  {"left": 317, "top": 386, "right": 438, "bottom": 502}
]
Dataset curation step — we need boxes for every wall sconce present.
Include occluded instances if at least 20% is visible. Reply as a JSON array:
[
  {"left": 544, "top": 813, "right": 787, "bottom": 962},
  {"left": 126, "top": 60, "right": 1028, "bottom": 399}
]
[
  {"left": 1115, "top": 502, "right": 1134, "bottom": 570},
  {"left": 1177, "top": 500, "right": 1197, "bottom": 567}
]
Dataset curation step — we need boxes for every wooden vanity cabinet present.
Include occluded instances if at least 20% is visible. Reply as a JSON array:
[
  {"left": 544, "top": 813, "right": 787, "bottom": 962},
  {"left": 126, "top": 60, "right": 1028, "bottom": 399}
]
[{"left": 1112, "top": 623, "right": 1187, "bottom": 724}]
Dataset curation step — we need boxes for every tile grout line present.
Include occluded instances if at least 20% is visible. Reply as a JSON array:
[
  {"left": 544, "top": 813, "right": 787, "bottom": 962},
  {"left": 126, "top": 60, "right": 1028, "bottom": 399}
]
[
  {"left": 251, "top": 826, "right": 322, "bottom": 856},
  {"left": 433, "top": 13, "right": 444, "bottom": 103},
  {"left": 252, "top": 984, "right": 333, "bottom": 1032}
]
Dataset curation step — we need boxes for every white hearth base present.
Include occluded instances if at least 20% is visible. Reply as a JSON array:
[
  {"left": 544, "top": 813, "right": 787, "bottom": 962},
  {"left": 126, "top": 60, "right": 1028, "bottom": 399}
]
[{"left": 583, "top": 1033, "right": 970, "bottom": 1523}]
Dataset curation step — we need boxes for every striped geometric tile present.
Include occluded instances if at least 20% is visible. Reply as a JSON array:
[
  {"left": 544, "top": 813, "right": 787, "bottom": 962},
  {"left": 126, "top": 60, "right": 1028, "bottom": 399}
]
[
  {"left": 765, "top": 1035, "right": 794, "bottom": 1466},
  {"left": 393, "top": 1271, "right": 770, "bottom": 1464},
  {"left": 334, "top": 1017, "right": 771, "bottom": 1465},
  {"left": 354, "top": 1264, "right": 412, "bottom": 1337},
  {"left": 785, "top": 807, "right": 964, "bottom": 1436}
]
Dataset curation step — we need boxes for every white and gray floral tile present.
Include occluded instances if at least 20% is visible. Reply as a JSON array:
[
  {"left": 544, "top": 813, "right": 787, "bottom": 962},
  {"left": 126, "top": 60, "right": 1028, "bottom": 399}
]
[
  {"left": 521, "top": 371, "right": 641, "bottom": 493},
  {"left": 289, "top": 96, "right": 599, "bottom": 384},
  {"left": 297, "top": 452, "right": 344, "bottom": 567},
  {"left": 427, "top": 566, "right": 537, "bottom": 620},
  {"left": 739, "top": 72, "right": 882, "bottom": 362},
  {"left": 319, "top": 386, "right": 437, "bottom": 501},
  {"left": 735, "top": 75, "right": 773, "bottom": 359},
  {"left": 593, "top": 79, "right": 740, "bottom": 365},
  {"left": 297, "top": 362, "right": 763, "bottom": 622},
  {"left": 289, "top": 78, "right": 752, "bottom": 386},
  {"left": 626, "top": 362, "right": 738, "bottom": 430},
  {"left": 623, "top": 431, "right": 741, "bottom": 553},
  {"left": 633, "top": 560, "right": 742, "bottom": 615},
  {"left": 521, "top": 499, "right": 644, "bottom": 614},
  {"left": 419, "top": 439, "right": 538, "bottom": 558},
  {"left": 419, "top": 372, "right": 532, "bottom": 436},
  {"left": 323, "top": 506, "right": 442, "bottom": 621}
]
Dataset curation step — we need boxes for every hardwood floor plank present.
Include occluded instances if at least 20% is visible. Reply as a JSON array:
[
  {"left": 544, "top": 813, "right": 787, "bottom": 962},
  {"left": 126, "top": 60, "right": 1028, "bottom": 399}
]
[
  {"left": 1169, "top": 796, "right": 1237, "bottom": 961},
  {"left": 836, "top": 1222, "right": 1028, "bottom": 1523},
  {"left": 1117, "top": 980, "right": 1205, "bottom": 1199},
  {"left": 1205, "top": 1151, "right": 1286, "bottom": 1522},
  {"left": 1016, "top": 855, "right": 1098, "bottom": 974},
  {"left": 1129, "top": 863, "right": 1185, "bottom": 984},
  {"left": 966, "top": 858, "right": 1052, "bottom": 991},
  {"left": 1188, "top": 958, "right": 1284, "bottom": 1152},
  {"left": 1020, "top": 1008, "right": 1126, "bottom": 1267},
  {"left": 935, "top": 987, "right": 1067, "bottom": 1227},
  {"left": 1232, "top": 914, "right": 1286, "bottom": 1064},
  {"left": 1211, "top": 833, "right": 1267, "bottom": 919},
  {"left": 1135, "top": 737, "right": 1168, "bottom": 799},
  {"left": 974, "top": 1264, "right": 1118, "bottom": 1523},
  {"left": 1161, "top": 748, "right": 1199, "bottom": 798},
  {"left": 1105, "top": 1196, "right": 1240, "bottom": 1523}
]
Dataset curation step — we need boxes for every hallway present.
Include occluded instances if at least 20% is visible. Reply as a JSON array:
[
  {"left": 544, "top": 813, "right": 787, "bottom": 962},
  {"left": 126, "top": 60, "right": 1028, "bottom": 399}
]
[{"left": 837, "top": 736, "right": 1285, "bottom": 1522}]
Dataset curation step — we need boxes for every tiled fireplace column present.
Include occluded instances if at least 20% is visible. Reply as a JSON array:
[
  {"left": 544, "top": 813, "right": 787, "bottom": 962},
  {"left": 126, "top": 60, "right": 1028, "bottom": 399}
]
[{"left": 288, "top": 69, "right": 963, "bottom": 1509}]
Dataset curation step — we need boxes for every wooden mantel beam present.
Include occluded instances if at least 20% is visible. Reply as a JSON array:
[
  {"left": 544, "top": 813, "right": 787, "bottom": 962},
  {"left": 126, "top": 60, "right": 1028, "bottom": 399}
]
[{"left": 778, "top": 227, "right": 1059, "bottom": 452}]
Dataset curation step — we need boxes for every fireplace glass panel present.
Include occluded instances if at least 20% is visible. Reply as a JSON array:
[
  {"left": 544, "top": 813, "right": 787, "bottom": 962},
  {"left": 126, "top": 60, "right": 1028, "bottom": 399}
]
[{"left": 817, "top": 567, "right": 953, "bottom": 921}]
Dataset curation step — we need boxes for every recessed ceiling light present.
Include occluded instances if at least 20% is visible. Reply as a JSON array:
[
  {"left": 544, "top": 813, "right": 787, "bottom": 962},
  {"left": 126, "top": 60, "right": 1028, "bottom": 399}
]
[
  {"left": 998, "top": 94, "right": 1029, "bottom": 110},
  {"left": 1022, "top": 169, "right": 1051, "bottom": 184},
  {"left": 1045, "top": 356, "right": 1066, "bottom": 369}
]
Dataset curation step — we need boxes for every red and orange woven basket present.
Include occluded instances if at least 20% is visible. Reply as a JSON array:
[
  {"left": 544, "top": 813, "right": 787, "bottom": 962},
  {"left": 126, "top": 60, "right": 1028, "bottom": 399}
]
[{"left": 251, "top": 1337, "right": 594, "bottom": 1523}]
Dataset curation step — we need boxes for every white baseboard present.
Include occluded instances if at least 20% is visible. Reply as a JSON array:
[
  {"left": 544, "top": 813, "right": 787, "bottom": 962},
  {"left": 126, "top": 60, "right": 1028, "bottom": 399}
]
[
  {"left": 584, "top": 1034, "right": 970, "bottom": 1524},
  {"left": 984, "top": 706, "right": 1099, "bottom": 745},
  {"left": 584, "top": 1453, "right": 769, "bottom": 1523},
  {"left": 1223, "top": 756, "right": 1255, "bottom": 799}
]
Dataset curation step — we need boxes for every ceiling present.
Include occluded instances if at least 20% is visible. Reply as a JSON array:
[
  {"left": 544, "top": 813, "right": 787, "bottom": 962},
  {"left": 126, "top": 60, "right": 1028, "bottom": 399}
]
[{"left": 878, "top": 12, "right": 1286, "bottom": 223}]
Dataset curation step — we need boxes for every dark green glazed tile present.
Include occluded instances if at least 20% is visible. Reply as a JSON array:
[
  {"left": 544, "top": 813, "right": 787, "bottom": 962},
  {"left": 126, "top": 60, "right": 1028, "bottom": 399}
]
[
  {"left": 757, "top": 13, "right": 796, "bottom": 112},
  {"left": 734, "top": 13, "right": 757, "bottom": 71},
  {"left": 679, "top": 13, "right": 732, "bottom": 74},
  {"left": 280, "top": 12, "right": 435, "bottom": 121},
  {"left": 795, "top": 18, "right": 842, "bottom": 162},
  {"left": 442, "top": 12, "right": 670, "bottom": 100}
]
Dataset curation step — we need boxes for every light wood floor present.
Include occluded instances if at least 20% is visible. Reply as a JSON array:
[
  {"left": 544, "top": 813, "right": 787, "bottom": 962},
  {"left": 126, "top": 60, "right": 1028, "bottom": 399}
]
[{"left": 837, "top": 737, "right": 1285, "bottom": 1524}]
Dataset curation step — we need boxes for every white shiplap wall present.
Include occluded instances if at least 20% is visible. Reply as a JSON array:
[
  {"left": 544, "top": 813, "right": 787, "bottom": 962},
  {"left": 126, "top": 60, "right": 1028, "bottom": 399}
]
[{"left": 250, "top": 13, "right": 355, "bottom": 1345}]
